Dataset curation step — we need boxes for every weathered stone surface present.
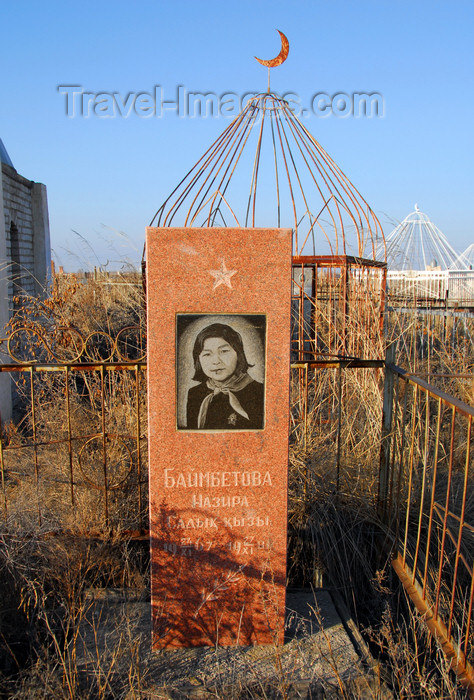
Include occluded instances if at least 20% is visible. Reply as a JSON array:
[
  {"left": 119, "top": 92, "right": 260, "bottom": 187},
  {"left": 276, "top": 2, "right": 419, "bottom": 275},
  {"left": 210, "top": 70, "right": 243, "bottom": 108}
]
[
  {"left": 77, "top": 588, "right": 381, "bottom": 698},
  {"left": 146, "top": 227, "right": 292, "bottom": 647}
]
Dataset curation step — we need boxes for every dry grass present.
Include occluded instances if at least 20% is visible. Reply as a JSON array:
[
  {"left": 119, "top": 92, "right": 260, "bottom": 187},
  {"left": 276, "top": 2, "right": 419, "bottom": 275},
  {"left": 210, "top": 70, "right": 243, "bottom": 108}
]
[
  {"left": 1, "top": 271, "right": 147, "bottom": 532},
  {"left": 9, "top": 269, "right": 145, "bottom": 341},
  {"left": 386, "top": 306, "right": 474, "bottom": 402}
]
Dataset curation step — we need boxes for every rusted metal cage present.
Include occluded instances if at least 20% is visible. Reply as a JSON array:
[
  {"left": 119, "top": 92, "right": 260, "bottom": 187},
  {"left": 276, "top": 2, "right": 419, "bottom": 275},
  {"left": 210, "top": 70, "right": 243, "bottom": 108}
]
[
  {"left": 147, "top": 92, "right": 388, "bottom": 363},
  {"left": 292, "top": 255, "right": 386, "bottom": 361},
  {"left": 148, "top": 92, "right": 385, "bottom": 261}
]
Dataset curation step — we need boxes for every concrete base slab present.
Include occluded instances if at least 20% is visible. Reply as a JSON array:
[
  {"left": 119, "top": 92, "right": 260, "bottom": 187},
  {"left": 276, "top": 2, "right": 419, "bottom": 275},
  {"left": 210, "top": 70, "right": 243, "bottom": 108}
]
[{"left": 77, "top": 587, "right": 390, "bottom": 698}]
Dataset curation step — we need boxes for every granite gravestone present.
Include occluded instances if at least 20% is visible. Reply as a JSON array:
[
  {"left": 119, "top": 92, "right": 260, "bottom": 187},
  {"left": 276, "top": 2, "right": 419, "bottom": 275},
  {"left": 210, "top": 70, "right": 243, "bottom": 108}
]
[{"left": 146, "top": 227, "right": 292, "bottom": 647}]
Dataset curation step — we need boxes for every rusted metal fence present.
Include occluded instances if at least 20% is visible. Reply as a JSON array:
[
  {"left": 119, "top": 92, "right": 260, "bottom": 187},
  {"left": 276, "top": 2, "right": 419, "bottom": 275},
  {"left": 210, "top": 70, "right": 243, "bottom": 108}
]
[
  {"left": 380, "top": 361, "right": 474, "bottom": 691},
  {"left": 0, "top": 327, "right": 148, "bottom": 533}
]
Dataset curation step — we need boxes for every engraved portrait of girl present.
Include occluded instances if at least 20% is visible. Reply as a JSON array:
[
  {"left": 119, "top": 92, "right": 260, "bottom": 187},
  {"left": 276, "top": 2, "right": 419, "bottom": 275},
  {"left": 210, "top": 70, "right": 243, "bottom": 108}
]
[{"left": 176, "top": 315, "right": 265, "bottom": 431}]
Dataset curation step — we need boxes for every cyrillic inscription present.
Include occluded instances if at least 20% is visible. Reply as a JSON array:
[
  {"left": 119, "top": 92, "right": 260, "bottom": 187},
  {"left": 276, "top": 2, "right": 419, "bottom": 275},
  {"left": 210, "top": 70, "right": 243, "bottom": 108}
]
[
  {"left": 191, "top": 494, "right": 249, "bottom": 508},
  {"left": 166, "top": 516, "right": 218, "bottom": 529},
  {"left": 165, "top": 515, "right": 270, "bottom": 530},
  {"left": 164, "top": 469, "right": 273, "bottom": 488}
]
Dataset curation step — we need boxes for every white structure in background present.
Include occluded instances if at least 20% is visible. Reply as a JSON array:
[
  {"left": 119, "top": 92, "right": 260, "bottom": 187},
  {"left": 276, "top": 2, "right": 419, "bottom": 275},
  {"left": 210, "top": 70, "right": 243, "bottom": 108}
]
[
  {"left": 452, "top": 243, "right": 474, "bottom": 271},
  {"left": 386, "top": 204, "right": 459, "bottom": 271},
  {"left": 0, "top": 138, "right": 51, "bottom": 422},
  {"left": 385, "top": 205, "right": 474, "bottom": 305}
]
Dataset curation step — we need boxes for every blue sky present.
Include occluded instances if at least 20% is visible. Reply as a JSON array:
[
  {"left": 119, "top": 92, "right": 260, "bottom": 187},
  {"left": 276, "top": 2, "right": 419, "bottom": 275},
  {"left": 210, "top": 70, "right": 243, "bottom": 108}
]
[{"left": 1, "top": 0, "right": 473, "bottom": 269}]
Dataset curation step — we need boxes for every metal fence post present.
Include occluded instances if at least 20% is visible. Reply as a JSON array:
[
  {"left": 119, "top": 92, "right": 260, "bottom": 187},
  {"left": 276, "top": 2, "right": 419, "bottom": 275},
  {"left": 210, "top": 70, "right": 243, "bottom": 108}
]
[{"left": 378, "top": 343, "right": 395, "bottom": 520}]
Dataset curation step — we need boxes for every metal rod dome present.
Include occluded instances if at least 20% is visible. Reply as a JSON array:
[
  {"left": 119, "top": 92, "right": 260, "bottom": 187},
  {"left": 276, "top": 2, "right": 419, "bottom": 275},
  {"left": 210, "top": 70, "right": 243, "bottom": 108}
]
[{"left": 149, "top": 93, "right": 384, "bottom": 260}]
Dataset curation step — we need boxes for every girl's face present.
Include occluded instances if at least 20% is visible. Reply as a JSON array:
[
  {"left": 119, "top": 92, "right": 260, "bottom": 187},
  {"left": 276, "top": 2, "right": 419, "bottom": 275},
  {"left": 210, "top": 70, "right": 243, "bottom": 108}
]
[{"left": 199, "top": 337, "right": 238, "bottom": 383}]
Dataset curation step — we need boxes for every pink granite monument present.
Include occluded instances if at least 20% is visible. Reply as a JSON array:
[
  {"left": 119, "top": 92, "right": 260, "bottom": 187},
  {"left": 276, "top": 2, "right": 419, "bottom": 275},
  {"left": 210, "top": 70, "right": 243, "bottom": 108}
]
[{"left": 146, "top": 227, "right": 292, "bottom": 647}]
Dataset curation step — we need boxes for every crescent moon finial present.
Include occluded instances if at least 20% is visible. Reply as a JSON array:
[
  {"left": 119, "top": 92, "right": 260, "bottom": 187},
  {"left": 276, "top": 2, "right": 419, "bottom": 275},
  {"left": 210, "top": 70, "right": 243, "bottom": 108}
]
[{"left": 255, "top": 29, "right": 289, "bottom": 68}]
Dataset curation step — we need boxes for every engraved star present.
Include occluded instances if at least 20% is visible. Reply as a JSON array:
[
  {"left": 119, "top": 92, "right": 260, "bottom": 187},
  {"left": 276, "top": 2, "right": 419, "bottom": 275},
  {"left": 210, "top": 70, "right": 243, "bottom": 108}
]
[{"left": 208, "top": 260, "right": 237, "bottom": 290}]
